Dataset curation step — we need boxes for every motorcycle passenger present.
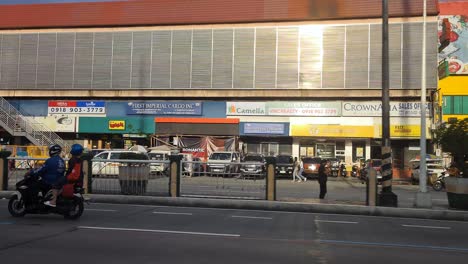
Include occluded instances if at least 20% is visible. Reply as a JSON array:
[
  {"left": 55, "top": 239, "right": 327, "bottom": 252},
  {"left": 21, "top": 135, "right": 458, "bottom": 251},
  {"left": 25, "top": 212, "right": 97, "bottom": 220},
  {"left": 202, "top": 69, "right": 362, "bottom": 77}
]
[
  {"left": 34, "top": 144, "right": 66, "bottom": 207},
  {"left": 67, "top": 144, "right": 84, "bottom": 186}
]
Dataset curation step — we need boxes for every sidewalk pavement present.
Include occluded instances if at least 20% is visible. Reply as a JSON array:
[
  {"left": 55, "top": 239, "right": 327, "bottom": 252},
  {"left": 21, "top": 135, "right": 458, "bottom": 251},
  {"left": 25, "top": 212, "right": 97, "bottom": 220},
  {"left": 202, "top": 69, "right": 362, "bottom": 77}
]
[{"left": 1, "top": 190, "right": 468, "bottom": 221}]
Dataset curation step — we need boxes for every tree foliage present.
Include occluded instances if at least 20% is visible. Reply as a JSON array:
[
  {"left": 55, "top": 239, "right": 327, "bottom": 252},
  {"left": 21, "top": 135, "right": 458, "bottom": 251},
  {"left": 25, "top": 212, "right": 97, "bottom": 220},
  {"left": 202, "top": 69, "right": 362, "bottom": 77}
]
[{"left": 434, "top": 118, "right": 468, "bottom": 173}]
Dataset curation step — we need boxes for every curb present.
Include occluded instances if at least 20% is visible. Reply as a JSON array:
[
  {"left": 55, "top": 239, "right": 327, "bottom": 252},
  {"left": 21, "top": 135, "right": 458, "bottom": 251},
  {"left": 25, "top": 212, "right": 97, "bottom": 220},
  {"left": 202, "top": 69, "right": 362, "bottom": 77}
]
[{"left": 2, "top": 191, "right": 467, "bottom": 221}]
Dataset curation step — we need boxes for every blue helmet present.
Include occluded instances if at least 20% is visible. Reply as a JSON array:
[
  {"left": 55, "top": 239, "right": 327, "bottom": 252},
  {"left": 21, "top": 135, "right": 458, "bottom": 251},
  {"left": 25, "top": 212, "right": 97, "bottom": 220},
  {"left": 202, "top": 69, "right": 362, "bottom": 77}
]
[{"left": 70, "top": 144, "right": 84, "bottom": 156}]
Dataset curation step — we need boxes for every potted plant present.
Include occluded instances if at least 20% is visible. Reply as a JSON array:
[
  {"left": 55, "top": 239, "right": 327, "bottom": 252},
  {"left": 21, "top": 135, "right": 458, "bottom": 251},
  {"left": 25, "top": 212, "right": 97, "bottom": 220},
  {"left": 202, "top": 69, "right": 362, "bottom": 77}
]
[
  {"left": 434, "top": 118, "right": 468, "bottom": 209},
  {"left": 118, "top": 152, "right": 150, "bottom": 195}
]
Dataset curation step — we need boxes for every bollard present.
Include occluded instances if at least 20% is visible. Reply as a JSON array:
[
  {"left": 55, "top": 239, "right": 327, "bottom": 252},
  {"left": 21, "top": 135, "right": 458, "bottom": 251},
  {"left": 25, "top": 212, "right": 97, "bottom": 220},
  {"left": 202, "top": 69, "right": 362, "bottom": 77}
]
[
  {"left": 81, "top": 153, "right": 94, "bottom": 194},
  {"left": 0, "top": 151, "right": 11, "bottom": 190},
  {"left": 169, "top": 155, "right": 183, "bottom": 197},
  {"left": 366, "top": 167, "right": 378, "bottom": 206},
  {"left": 265, "top": 157, "right": 276, "bottom": 201}
]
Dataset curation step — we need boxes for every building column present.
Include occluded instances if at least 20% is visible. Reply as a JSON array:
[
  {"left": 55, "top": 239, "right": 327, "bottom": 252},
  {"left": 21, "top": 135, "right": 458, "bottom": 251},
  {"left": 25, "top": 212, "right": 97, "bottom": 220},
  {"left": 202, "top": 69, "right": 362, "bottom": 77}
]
[
  {"left": 292, "top": 137, "right": 300, "bottom": 159},
  {"left": 345, "top": 140, "right": 353, "bottom": 165},
  {"left": 365, "top": 138, "right": 371, "bottom": 160}
]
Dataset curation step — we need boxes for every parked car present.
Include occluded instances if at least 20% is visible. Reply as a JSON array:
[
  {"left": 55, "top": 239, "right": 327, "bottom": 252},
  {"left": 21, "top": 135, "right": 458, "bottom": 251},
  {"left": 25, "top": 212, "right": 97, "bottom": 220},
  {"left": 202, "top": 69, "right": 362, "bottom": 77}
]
[
  {"left": 302, "top": 157, "right": 322, "bottom": 178},
  {"left": 92, "top": 150, "right": 147, "bottom": 177},
  {"left": 206, "top": 151, "right": 240, "bottom": 177},
  {"left": 275, "top": 155, "right": 294, "bottom": 178},
  {"left": 240, "top": 154, "right": 266, "bottom": 179},
  {"left": 148, "top": 150, "right": 171, "bottom": 175},
  {"left": 410, "top": 158, "right": 445, "bottom": 185},
  {"left": 180, "top": 153, "right": 204, "bottom": 177}
]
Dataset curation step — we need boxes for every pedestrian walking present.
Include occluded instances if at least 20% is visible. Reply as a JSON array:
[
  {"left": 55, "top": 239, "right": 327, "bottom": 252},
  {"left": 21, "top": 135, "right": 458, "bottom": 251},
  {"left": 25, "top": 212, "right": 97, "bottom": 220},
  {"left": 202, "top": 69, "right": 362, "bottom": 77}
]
[
  {"left": 292, "top": 157, "right": 303, "bottom": 182},
  {"left": 298, "top": 159, "right": 307, "bottom": 182},
  {"left": 318, "top": 159, "right": 330, "bottom": 199}
]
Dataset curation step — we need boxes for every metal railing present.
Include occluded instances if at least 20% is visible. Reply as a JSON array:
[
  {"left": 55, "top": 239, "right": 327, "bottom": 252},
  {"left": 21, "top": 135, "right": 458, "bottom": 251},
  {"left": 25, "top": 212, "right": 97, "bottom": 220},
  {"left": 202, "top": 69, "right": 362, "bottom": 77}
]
[{"left": 5, "top": 157, "right": 271, "bottom": 200}]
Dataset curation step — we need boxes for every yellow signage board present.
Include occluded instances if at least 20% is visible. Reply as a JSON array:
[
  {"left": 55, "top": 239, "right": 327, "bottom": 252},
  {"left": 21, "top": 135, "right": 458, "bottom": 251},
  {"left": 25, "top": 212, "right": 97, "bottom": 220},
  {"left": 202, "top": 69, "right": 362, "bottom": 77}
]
[
  {"left": 377, "top": 125, "right": 429, "bottom": 138},
  {"left": 291, "top": 124, "right": 375, "bottom": 138},
  {"left": 109, "top": 120, "right": 126, "bottom": 130}
]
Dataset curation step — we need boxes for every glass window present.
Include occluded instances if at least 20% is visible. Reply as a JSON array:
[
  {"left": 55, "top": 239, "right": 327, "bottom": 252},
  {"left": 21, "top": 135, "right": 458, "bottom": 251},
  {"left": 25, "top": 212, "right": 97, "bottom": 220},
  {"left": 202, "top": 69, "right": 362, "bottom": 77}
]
[
  {"left": 94, "top": 152, "right": 108, "bottom": 160},
  {"left": 110, "top": 153, "right": 122, "bottom": 159}
]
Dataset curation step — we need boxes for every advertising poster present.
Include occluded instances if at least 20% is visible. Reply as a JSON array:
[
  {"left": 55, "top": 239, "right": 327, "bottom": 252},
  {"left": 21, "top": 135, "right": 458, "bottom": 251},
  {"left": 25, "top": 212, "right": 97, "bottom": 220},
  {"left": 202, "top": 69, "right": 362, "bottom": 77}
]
[
  {"left": 439, "top": 15, "right": 468, "bottom": 74},
  {"left": 28, "top": 115, "right": 76, "bottom": 132},
  {"left": 48, "top": 101, "right": 106, "bottom": 116}
]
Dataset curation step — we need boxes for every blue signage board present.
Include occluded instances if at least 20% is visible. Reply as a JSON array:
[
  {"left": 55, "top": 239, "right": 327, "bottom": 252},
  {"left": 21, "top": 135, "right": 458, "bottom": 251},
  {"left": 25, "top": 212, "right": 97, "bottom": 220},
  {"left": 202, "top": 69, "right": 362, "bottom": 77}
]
[
  {"left": 127, "top": 102, "right": 202, "bottom": 115},
  {"left": 242, "top": 123, "right": 287, "bottom": 135}
]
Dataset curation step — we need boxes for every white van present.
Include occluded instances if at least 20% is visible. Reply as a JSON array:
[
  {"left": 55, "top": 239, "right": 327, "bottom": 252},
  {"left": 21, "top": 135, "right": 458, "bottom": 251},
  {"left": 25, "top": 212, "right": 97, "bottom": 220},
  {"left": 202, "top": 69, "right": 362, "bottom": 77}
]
[{"left": 92, "top": 150, "right": 144, "bottom": 177}]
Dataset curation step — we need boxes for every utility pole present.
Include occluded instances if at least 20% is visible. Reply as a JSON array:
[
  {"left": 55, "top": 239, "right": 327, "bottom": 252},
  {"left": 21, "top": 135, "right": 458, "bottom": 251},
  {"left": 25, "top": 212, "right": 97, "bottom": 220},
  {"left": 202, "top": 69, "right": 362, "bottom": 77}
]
[
  {"left": 415, "top": 0, "right": 432, "bottom": 208},
  {"left": 379, "top": 0, "right": 398, "bottom": 207}
]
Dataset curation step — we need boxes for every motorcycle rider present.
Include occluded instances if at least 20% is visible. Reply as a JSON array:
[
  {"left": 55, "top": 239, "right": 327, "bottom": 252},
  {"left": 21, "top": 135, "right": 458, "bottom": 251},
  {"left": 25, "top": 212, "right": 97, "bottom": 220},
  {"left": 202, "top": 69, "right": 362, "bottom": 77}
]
[{"left": 34, "top": 144, "right": 66, "bottom": 207}]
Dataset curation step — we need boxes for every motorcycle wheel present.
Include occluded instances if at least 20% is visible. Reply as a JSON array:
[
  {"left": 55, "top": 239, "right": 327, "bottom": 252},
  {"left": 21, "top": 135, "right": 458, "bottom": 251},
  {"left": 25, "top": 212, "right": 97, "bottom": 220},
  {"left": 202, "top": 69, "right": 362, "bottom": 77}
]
[
  {"left": 8, "top": 195, "right": 26, "bottom": 217},
  {"left": 64, "top": 197, "right": 84, "bottom": 220},
  {"left": 433, "top": 181, "right": 443, "bottom": 191}
]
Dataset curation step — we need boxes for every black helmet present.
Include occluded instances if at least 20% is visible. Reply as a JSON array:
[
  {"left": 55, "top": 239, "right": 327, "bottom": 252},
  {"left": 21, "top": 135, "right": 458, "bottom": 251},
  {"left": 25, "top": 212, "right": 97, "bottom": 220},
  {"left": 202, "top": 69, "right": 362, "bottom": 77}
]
[{"left": 49, "top": 144, "right": 62, "bottom": 157}]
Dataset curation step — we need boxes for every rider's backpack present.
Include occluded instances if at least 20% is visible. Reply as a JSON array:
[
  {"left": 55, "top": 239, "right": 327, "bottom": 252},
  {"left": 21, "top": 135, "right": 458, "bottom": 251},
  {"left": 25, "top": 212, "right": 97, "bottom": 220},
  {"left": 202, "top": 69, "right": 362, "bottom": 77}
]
[{"left": 67, "top": 161, "right": 82, "bottom": 183}]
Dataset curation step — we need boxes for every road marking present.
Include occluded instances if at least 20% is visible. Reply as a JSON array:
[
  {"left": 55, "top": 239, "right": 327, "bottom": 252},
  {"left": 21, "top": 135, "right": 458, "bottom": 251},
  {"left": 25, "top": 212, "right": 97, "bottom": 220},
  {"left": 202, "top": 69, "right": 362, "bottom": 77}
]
[
  {"left": 231, "top": 215, "right": 272, "bottom": 220},
  {"left": 78, "top": 226, "right": 240, "bottom": 237},
  {"left": 86, "top": 209, "right": 117, "bottom": 212},
  {"left": 401, "top": 224, "right": 451, "bottom": 230},
  {"left": 153, "top": 211, "right": 193, "bottom": 216},
  {"left": 315, "top": 220, "right": 358, "bottom": 224},
  {"left": 320, "top": 239, "right": 468, "bottom": 252}
]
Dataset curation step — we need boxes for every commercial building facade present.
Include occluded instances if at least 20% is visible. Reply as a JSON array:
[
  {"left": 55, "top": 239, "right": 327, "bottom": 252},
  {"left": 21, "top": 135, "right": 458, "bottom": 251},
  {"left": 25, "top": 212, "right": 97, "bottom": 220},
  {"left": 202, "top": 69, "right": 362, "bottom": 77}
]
[{"left": 0, "top": 0, "right": 441, "bottom": 179}]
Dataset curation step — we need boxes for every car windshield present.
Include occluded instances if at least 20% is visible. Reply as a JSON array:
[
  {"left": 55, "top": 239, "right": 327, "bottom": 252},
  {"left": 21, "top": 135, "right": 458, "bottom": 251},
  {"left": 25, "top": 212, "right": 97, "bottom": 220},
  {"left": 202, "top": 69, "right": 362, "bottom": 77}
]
[
  {"left": 244, "top": 155, "right": 263, "bottom": 162},
  {"left": 276, "top": 156, "right": 293, "bottom": 163},
  {"left": 209, "top": 153, "right": 232, "bottom": 160},
  {"left": 303, "top": 158, "right": 321, "bottom": 163}
]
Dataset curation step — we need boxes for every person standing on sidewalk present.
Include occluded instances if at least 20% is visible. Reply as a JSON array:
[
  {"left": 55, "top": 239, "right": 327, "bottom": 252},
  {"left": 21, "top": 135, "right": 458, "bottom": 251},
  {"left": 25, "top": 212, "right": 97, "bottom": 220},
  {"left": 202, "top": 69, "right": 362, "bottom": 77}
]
[
  {"left": 318, "top": 159, "right": 330, "bottom": 198},
  {"left": 298, "top": 158, "right": 307, "bottom": 182},
  {"left": 292, "top": 157, "right": 302, "bottom": 182}
]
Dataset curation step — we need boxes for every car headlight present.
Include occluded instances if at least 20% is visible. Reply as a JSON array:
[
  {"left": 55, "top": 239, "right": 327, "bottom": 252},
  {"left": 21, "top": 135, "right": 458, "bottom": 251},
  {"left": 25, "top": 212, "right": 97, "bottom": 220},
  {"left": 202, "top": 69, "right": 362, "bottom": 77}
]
[{"left": 311, "top": 165, "right": 316, "bottom": 170}]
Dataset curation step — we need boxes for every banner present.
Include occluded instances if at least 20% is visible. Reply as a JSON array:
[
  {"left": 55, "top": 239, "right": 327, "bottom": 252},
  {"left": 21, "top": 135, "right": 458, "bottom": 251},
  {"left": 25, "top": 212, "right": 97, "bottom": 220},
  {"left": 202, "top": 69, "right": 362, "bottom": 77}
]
[
  {"left": 342, "top": 101, "right": 431, "bottom": 117},
  {"left": 48, "top": 101, "right": 105, "bottom": 116},
  {"left": 227, "top": 101, "right": 341, "bottom": 116},
  {"left": 439, "top": 15, "right": 468, "bottom": 74},
  {"left": 127, "top": 102, "right": 202, "bottom": 115},
  {"left": 108, "top": 120, "right": 125, "bottom": 130}
]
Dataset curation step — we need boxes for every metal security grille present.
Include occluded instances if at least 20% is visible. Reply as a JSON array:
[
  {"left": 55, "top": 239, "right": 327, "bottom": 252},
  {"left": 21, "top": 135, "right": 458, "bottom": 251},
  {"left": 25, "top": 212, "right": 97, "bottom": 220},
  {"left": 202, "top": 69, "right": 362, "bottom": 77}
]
[{"left": 0, "top": 22, "right": 438, "bottom": 90}]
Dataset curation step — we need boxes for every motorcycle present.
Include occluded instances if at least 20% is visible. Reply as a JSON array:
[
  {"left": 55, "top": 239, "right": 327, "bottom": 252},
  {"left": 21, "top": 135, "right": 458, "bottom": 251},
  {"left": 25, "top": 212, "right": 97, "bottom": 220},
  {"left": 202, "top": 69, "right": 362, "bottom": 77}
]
[
  {"left": 351, "top": 165, "right": 358, "bottom": 178},
  {"left": 339, "top": 164, "right": 347, "bottom": 177},
  {"left": 8, "top": 170, "right": 85, "bottom": 220},
  {"left": 433, "top": 171, "right": 449, "bottom": 192}
]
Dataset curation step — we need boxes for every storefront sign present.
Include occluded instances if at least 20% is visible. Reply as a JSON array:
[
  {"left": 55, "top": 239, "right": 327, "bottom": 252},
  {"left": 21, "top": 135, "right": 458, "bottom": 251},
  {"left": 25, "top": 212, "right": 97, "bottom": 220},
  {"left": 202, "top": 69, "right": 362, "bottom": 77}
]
[
  {"left": 242, "top": 123, "right": 286, "bottom": 135},
  {"left": 127, "top": 102, "right": 202, "bottom": 115},
  {"left": 226, "top": 102, "right": 266, "bottom": 115},
  {"left": 109, "top": 120, "right": 125, "bottom": 130},
  {"left": 342, "top": 101, "right": 431, "bottom": 117},
  {"left": 291, "top": 124, "right": 374, "bottom": 138},
  {"left": 27, "top": 115, "right": 76, "bottom": 132},
  {"left": 267, "top": 102, "right": 341, "bottom": 116},
  {"left": 227, "top": 102, "right": 340, "bottom": 116},
  {"left": 48, "top": 101, "right": 106, "bottom": 116}
]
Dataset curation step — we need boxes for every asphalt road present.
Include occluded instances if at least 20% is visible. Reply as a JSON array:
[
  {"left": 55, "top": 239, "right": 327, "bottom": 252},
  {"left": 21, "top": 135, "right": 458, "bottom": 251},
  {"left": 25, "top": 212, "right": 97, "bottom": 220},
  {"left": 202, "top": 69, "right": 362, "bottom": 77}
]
[{"left": 1, "top": 200, "right": 467, "bottom": 264}]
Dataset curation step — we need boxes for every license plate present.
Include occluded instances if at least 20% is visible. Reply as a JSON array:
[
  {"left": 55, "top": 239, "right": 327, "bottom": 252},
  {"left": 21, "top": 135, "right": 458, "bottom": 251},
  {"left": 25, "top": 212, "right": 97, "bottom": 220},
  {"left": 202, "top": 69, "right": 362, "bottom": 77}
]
[{"left": 280, "top": 170, "right": 286, "bottom": 173}]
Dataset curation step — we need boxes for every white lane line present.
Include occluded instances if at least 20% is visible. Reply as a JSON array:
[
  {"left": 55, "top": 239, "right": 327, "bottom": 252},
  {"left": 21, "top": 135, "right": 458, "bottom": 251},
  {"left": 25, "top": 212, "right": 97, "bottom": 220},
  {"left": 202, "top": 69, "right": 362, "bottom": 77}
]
[
  {"left": 86, "top": 209, "right": 118, "bottom": 212},
  {"left": 402, "top": 224, "right": 451, "bottom": 230},
  {"left": 78, "top": 226, "right": 240, "bottom": 237},
  {"left": 153, "top": 211, "right": 193, "bottom": 216},
  {"left": 315, "top": 220, "right": 358, "bottom": 224},
  {"left": 231, "top": 215, "right": 273, "bottom": 220}
]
